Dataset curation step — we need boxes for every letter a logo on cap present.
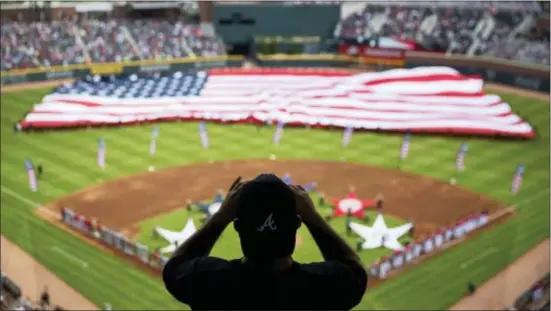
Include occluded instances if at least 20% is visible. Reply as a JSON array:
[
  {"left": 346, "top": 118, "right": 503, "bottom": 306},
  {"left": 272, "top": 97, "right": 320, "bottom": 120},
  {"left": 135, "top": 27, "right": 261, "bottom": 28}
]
[{"left": 257, "top": 213, "right": 277, "bottom": 232}]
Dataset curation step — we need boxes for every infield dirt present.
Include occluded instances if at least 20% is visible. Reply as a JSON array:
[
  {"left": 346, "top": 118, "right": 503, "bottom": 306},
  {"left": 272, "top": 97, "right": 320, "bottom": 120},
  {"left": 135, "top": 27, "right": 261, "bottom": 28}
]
[{"left": 45, "top": 159, "right": 508, "bottom": 238}]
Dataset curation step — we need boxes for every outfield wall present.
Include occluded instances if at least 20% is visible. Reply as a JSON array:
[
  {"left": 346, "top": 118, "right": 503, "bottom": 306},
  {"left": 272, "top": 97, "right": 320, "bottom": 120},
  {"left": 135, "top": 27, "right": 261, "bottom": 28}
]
[{"left": 1, "top": 53, "right": 549, "bottom": 93}]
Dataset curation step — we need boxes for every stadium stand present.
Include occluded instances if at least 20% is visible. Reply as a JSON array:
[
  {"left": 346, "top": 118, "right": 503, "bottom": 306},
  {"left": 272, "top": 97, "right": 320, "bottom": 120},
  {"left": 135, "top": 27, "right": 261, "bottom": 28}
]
[
  {"left": 1, "top": 1, "right": 548, "bottom": 71},
  {"left": 1, "top": 0, "right": 225, "bottom": 71},
  {"left": 1, "top": 17, "right": 226, "bottom": 69},
  {"left": 1, "top": 20, "right": 87, "bottom": 70},
  {"left": 334, "top": 2, "right": 549, "bottom": 65},
  {"left": 125, "top": 19, "right": 195, "bottom": 60},
  {"left": 79, "top": 18, "right": 140, "bottom": 63}
]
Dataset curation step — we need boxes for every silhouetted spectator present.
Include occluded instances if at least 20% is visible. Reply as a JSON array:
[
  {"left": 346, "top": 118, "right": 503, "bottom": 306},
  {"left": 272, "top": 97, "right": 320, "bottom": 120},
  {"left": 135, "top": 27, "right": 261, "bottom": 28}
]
[{"left": 163, "top": 175, "right": 367, "bottom": 310}]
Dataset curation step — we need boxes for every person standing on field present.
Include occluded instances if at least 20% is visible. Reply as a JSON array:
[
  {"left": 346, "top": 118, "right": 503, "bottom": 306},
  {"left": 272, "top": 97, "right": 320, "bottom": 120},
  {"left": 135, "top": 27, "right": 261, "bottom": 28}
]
[
  {"left": 37, "top": 163, "right": 43, "bottom": 179},
  {"left": 40, "top": 286, "right": 50, "bottom": 310},
  {"left": 163, "top": 174, "right": 367, "bottom": 310},
  {"left": 318, "top": 191, "right": 326, "bottom": 207},
  {"left": 346, "top": 209, "right": 353, "bottom": 236}
]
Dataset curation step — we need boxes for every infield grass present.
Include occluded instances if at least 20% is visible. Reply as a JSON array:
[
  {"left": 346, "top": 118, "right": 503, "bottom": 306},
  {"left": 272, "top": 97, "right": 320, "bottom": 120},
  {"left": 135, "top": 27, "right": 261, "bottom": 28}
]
[
  {"left": 136, "top": 203, "right": 413, "bottom": 265},
  {"left": 0, "top": 87, "right": 549, "bottom": 310}
]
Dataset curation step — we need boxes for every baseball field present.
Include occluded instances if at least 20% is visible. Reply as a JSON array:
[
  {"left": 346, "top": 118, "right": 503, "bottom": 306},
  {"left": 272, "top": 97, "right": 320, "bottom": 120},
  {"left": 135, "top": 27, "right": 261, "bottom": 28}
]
[{"left": 1, "top": 82, "right": 549, "bottom": 310}]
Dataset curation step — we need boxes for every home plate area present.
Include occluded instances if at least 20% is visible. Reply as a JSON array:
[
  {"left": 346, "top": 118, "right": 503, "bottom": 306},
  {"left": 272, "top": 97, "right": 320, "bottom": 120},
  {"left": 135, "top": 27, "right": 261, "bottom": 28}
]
[{"left": 43, "top": 159, "right": 513, "bottom": 285}]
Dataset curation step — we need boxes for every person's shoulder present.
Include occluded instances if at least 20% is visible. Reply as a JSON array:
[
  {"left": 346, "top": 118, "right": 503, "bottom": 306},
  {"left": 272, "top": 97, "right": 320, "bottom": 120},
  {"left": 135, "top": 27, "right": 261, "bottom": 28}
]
[
  {"left": 294, "top": 260, "right": 368, "bottom": 309},
  {"left": 163, "top": 256, "right": 237, "bottom": 302},
  {"left": 197, "top": 257, "right": 244, "bottom": 274},
  {"left": 164, "top": 256, "right": 233, "bottom": 277},
  {"left": 296, "top": 259, "right": 365, "bottom": 277},
  {"left": 163, "top": 257, "right": 244, "bottom": 307}
]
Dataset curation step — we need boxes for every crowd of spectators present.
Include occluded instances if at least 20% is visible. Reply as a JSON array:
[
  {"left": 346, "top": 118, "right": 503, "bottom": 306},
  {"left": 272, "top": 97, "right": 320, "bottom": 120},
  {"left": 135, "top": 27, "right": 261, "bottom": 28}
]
[
  {"left": 337, "top": 5, "right": 493, "bottom": 53},
  {"left": 1, "top": 4, "right": 548, "bottom": 70},
  {"left": 478, "top": 36, "right": 550, "bottom": 65},
  {"left": 188, "top": 36, "right": 227, "bottom": 57},
  {"left": 124, "top": 19, "right": 224, "bottom": 60},
  {"left": 478, "top": 23, "right": 550, "bottom": 65},
  {"left": 1, "top": 18, "right": 227, "bottom": 71},
  {"left": 126, "top": 19, "right": 194, "bottom": 60},
  {"left": 1, "top": 20, "right": 86, "bottom": 71},
  {"left": 335, "top": 3, "right": 549, "bottom": 65},
  {"left": 79, "top": 18, "right": 140, "bottom": 63}
]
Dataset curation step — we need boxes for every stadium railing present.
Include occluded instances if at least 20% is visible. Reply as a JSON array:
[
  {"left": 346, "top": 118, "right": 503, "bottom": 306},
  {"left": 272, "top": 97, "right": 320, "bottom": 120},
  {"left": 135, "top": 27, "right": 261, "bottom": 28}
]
[{"left": 1, "top": 52, "right": 549, "bottom": 93}]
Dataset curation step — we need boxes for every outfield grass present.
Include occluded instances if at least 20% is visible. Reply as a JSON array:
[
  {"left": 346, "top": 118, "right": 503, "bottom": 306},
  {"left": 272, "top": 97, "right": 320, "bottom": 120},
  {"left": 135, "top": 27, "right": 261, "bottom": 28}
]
[
  {"left": 0, "top": 87, "right": 549, "bottom": 310},
  {"left": 136, "top": 202, "right": 413, "bottom": 265}
]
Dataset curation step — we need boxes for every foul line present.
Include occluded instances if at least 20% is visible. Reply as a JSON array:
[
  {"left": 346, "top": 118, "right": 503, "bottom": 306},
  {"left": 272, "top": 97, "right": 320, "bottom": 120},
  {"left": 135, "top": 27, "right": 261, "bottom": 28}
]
[
  {"left": 456, "top": 189, "right": 549, "bottom": 269},
  {"left": 460, "top": 247, "right": 498, "bottom": 269},
  {"left": 1, "top": 185, "right": 38, "bottom": 208},
  {"left": 51, "top": 246, "right": 89, "bottom": 268},
  {"left": 1, "top": 185, "right": 60, "bottom": 219},
  {"left": 510, "top": 188, "right": 550, "bottom": 210}
]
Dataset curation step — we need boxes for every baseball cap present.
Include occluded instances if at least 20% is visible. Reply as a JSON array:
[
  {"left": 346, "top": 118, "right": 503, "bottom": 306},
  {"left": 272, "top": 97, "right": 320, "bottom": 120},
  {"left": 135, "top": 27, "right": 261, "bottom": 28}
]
[
  {"left": 235, "top": 174, "right": 298, "bottom": 260},
  {"left": 236, "top": 173, "right": 297, "bottom": 231}
]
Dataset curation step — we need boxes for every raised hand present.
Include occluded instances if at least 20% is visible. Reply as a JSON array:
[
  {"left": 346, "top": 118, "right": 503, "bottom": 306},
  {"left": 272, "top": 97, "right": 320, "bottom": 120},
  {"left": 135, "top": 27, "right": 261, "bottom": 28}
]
[
  {"left": 217, "top": 176, "right": 246, "bottom": 223},
  {"left": 289, "top": 185, "right": 318, "bottom": 222}
]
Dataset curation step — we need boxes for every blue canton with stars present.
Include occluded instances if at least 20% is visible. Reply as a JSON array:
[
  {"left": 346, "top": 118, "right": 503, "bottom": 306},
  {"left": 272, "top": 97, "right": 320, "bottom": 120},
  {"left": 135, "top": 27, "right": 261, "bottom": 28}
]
[{"left": 53, "top": 71, "right": 209, "bottom": 98}]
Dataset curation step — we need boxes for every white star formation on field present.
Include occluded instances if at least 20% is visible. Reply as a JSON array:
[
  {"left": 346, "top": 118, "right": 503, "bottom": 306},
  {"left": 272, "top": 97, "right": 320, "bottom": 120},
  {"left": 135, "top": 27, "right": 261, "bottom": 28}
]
[
  {"left": 154, "top": 219, "right": 197, "bottom": 254},
  {"left": 208, "top": 202, "right": 222, "bottom": 215},
  {"left": 349, "top": 214, "right": 413, "bottom": 251}
]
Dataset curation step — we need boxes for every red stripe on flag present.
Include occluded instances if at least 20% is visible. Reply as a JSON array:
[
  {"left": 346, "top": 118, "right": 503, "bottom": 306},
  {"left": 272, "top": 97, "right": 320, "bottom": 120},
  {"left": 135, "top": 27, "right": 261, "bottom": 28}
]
[{"left": 362, "top": 73, "right": 482, "bottom": 86}]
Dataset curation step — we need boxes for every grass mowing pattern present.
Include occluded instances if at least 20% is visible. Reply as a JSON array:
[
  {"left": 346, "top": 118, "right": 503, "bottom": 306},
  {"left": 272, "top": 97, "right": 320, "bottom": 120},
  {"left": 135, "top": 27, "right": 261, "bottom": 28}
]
[{"left": 1, "top": 88, "right": 549, "bottom": 310}]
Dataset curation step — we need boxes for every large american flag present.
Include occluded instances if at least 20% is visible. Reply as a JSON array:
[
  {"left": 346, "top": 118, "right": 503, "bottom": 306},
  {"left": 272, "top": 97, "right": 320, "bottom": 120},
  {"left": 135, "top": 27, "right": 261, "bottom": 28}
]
[{"left": 18, "top": 67, "right": 534, "bottom": 138}]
